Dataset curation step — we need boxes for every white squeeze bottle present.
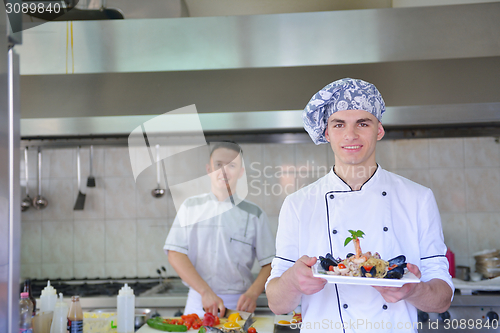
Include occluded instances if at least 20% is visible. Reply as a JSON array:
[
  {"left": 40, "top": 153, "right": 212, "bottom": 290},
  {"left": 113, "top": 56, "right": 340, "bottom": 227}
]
[
  {"left": 117, "top": 283, "right": 135, "bottom": 333},
  {"left": 50, "top": 293, "right": 68, "bottom": 333},
  {"left": 39, "top": 281, "right": 57, "bottom": 313}
]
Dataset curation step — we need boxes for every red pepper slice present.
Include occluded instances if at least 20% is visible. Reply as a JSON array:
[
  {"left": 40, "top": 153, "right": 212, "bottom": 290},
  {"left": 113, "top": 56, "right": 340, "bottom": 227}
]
[
  {"left": 338, "top": 263, "right": 346, "bottom": 269},
  {"left": 363, "top": 265, "right": 373, "bottom": 271}
]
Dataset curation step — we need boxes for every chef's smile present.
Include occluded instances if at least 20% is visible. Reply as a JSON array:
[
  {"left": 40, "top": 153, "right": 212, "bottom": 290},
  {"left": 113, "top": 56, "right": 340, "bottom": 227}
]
[{"left": 342, "top": 145, "right": 363, "bottom": 151}]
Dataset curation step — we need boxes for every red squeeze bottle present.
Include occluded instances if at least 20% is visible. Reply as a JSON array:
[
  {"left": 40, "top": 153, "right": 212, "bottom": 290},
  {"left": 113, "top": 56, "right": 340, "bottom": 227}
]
[{"left": 446, "top": 248, "right": 455, "bottom": 278}]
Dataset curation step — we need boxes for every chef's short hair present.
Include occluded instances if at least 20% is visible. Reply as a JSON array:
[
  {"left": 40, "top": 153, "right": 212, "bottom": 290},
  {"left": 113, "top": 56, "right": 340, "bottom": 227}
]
[{"left": 209, "top": 141, "right": 243, "bottom": 159}]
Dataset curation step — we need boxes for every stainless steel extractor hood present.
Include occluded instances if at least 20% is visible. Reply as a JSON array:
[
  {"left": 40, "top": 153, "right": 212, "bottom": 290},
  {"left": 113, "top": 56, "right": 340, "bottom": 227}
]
[{"left": 16, "top": 2, "right": 500, "bottom": 142}]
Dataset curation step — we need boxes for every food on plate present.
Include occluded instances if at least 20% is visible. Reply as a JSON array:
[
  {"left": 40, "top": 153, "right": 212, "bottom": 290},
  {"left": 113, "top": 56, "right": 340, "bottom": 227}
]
[
  {"left": 278, "top": 320, "right": 291, "bottom": 325},
  {"left": 146, "top": 317, "right": 188, "bottom": 332},
  {"left": 344, "top": 229, "right": 365, "bottom": 259},
  {"left": 318, "top": 230, "right": 408, "bottom": 279},
  {"left": 292, "top": 312, "right": 302, "bottom": 324}
]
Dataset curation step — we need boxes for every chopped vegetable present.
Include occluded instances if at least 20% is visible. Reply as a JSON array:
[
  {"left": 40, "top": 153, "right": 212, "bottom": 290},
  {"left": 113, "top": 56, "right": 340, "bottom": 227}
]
[
  {"left": 146, "top": 317, "right": 187, "bottom": 332},
  {"left": 201, "top": 313, "right": 215, "bottom": 327},
  {"left": 363, "top": 265, "right": 373, "bottom": 271},
  {"left": 180, "top": 313, "right": 202, "bottom": 330},
  {"left": 338, "top": 263, "right": 346, "bottom": 269},
  {"left": 227, "top": 313, "right": 241, "bottom": 322}
]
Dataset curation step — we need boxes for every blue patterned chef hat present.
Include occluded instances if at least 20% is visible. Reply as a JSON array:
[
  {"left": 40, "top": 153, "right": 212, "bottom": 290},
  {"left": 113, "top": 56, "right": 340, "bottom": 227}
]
[{"left": 302, "top": 78, "right": 386, "bottom": 145}]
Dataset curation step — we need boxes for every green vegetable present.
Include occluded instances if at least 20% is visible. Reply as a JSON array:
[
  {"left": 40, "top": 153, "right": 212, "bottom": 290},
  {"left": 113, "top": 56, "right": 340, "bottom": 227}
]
[
  {"left": 146, "top": 317, "right": 188, "bottom": 332},
  {"left": 198, "top": 327, "right": 206, "bottom": 333},
  {"left": 344, "top": 229, "right": 364, "bottom": 247}
]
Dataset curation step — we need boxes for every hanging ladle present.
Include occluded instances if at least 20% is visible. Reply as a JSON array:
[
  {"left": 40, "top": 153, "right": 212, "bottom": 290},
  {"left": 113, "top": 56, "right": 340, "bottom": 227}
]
[
  {"left": 151, "top": 144, "right": 166, "bottom": 198},
  {"left": 21, "top": 147, "right": 32, "bottom": 212},
  {"left": 74, "top": 146, "right": 86, "bottom": 210},
  {"left": 33, "top": 147, "right": 48, "bottom": 210}
]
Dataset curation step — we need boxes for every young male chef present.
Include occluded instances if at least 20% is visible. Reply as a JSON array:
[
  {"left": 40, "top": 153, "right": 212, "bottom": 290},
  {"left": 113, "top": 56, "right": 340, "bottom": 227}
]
[
  {"left": 266, "top": 78, "right": 454, "bottom": 332},
  {"left": 164, "top": 141, "right": 275, "bottom": 317}
]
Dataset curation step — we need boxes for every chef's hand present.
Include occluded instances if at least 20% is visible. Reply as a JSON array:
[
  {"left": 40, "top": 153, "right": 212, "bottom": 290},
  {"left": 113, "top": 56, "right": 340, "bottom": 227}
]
[
  {"left": 286, "top": 255, "right": 327, "bottom": 295},
  {"left": 202, "top": 289, "right": 226, "bottom": 317},
  {"left": 373, "top": 263, "right": 422, "bottom": 303},
  {"left": 236, "top": 291, "right": 258, "bottom": 313}
]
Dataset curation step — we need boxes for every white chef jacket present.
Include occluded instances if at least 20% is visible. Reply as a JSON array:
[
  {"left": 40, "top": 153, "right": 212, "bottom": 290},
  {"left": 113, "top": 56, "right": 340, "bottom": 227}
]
[
  {"left": 164, "top": 193, "right": 275, "bottom": 313},
  {"left": 267, "top": 165, "right": 454, "bottom": 333}
]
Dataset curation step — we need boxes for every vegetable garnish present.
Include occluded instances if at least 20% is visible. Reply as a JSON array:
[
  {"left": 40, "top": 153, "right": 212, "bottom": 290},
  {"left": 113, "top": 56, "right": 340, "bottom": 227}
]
[{"left": 344, "top": 230, "right": 365, "bottom": 259}]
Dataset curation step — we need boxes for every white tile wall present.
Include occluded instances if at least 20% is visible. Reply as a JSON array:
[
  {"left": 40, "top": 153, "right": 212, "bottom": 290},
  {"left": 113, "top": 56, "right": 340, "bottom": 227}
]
[{"left": 20, "top": 138, "right": 500, "bottom": 279}]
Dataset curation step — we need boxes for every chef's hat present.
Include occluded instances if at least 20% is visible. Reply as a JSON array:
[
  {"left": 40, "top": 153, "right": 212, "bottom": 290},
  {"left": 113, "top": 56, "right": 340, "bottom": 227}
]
[{"left": 302, "top": 78, "right": 386, "bottom": 145}]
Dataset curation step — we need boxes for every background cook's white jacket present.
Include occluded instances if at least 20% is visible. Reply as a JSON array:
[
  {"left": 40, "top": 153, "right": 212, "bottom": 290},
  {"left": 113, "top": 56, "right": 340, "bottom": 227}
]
[
  {"left": 267, "top": 166, "right": 454, "bottom": 333},
  {"left": 165, "top": 193, "right": 275, "bottom": 295}
]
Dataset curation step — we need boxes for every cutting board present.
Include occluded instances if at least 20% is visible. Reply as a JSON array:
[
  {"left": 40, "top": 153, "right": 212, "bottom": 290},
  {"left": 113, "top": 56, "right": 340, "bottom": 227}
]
[{"left": 136, "top": 316, "right": 276, "bottom": 333}]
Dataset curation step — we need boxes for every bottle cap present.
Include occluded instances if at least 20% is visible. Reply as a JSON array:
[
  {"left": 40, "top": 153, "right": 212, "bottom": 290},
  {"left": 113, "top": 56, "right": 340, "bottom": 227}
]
[
  {"left": 54, "top": 293, "right": 67, "bottom": 308},
  {"left": 118, "top": 283, "right": 134, "bottom": 296},
  {"left": 20, "top": 292, "right": 29, "bottom": 298},
  {"left": 41, "top": 280, "right": 57, "bottom": 296}
]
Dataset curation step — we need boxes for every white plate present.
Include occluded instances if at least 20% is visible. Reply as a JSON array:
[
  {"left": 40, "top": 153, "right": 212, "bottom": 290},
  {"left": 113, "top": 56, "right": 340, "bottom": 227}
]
[
  {"left": 274, "top": 314, "right": 301, "bottom": 329},
  {"left": 312, "top": 262, "right": 420, "bottom": 287}
]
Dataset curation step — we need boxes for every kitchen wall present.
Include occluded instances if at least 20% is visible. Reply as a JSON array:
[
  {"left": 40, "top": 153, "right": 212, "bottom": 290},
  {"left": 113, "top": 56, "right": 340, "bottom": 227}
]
[{"left": 20, "top": 137, "right": 500, "bottom": 280}]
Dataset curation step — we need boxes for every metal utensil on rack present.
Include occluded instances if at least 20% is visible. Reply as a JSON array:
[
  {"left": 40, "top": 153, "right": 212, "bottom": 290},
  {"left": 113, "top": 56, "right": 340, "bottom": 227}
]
[
  {"left": 151, "top": 144, "right": 166, "bottom": 198},
  {"left": 86, "top": 145, "right": 96, "bottom": 187},
  {"left": 21, "top": 147, "right": 32, "bottom": 212},
  {"left": 74, "top": 146, "right": 86, "bottom": 210},
  {"left": 33, "top": 148, "right": 48, "bottom": 210}
]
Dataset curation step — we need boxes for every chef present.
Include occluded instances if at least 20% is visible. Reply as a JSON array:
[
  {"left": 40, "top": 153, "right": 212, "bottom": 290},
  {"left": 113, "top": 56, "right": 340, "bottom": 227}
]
[
  {"left": 164, "top": 141, "right": 275, "bottom": 317},
  {"left": 266, "top": 78, "right": 454, "bottom": 332}
]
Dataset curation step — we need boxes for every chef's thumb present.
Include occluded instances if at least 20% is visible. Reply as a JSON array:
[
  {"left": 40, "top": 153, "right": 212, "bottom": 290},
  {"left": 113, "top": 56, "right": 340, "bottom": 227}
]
[
  {"left": 300, "top": 255, "right": 317, "bottom": 268},
  {"left": 406, "top": 263, "right": 422, "bottom": 279}
]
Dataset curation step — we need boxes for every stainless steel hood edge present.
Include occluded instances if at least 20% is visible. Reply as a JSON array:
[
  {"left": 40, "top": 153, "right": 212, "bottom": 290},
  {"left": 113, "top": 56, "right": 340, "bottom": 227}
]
[{"left": 20, "top": 102, "right": 500, "bottom": 144}]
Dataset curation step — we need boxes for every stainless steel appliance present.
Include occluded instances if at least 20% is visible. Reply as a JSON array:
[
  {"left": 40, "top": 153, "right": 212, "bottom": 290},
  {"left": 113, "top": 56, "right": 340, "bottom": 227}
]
[
  {"left": 418, "top": 294, "right": 500, "bottom": 333},
  {"left": 0, "top": 4, "right": 22, "bottom": 333}
]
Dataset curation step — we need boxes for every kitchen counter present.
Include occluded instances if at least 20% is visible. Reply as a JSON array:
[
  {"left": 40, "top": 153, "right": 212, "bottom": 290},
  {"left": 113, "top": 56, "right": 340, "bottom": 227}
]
[
  {"left": 80, "top": 293, "right": 270, "bottom": 316},
  {"left": 136, "top": 316, "right": 277, "bottom": 333}
]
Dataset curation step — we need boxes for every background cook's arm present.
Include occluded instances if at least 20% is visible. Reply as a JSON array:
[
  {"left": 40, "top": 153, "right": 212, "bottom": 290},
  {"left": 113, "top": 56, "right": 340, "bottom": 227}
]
[
  {"left": 236, "top": 264, "right": 271, "bottom": 312},
  {"left": 167, "top": 250, "right": 225, "bottom": 316}
]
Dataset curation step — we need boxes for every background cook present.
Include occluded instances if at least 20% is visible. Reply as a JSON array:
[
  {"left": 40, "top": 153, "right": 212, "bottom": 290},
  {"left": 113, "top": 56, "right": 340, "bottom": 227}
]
[{"left": 164, "top": 141, "right": 275, "bottom": 317}]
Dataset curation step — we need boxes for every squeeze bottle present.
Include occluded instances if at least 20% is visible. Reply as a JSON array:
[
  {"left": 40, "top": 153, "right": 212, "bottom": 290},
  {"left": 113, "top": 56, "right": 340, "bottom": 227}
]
[
  {"left": 117, "top": 283, "right": 135, "bottom": 333},
  {"left": 50, "top": 293, "right": 68, "bottom": 333},
  {"left": 39, "top": 280, "right": 57, "bottom": 313}
]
